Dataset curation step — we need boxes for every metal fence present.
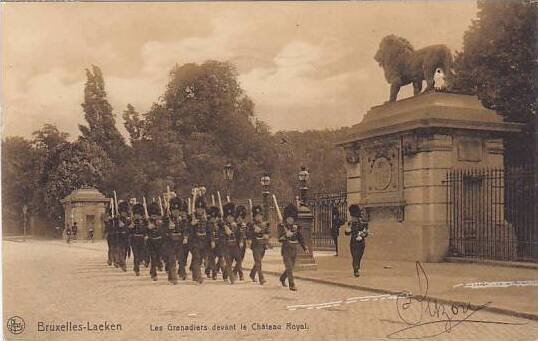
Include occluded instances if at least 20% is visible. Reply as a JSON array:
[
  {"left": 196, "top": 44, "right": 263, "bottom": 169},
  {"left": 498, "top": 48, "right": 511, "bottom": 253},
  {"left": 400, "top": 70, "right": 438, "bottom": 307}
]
[
  {"left": 306, "top": 192, "right": 347, "bottom": 250},
  {"left": 446, "top": 166, "right": 536, "bottom": 262}
]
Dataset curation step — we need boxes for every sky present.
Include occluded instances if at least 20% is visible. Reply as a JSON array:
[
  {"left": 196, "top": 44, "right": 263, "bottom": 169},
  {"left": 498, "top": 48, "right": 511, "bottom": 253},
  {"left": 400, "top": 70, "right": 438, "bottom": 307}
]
[{"left": 1, "top": 1, "right": 478, "bottom": 139}]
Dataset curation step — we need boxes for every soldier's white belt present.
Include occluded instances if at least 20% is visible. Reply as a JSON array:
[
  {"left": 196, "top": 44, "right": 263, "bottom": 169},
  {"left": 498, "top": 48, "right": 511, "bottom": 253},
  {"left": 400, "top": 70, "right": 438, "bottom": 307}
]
[{"left": 150, "top": 236, "right": 162, "bottom": 239}]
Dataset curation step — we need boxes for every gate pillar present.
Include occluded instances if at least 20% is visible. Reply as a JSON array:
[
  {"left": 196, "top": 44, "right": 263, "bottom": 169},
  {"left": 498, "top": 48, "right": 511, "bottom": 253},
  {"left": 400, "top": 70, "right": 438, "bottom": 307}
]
[{"left": 336, "top": 93, "right": 522, "bottom": 262}]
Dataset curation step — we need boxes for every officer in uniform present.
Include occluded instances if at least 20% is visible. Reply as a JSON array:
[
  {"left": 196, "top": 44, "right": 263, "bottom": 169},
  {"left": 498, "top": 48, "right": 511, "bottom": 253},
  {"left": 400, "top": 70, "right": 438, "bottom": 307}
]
[
  {"left": 207, "top": 206, "right": 224, "bottom": 280},
  {"left": 248, "top": 205, "right": 270, "bottom": 285},
  {"left": 189, "top": 197, "right": 211, "bottom": 284},
  {"left": 221, "top": 202, "right": 244, "bottom": 284},
  {"left": 104, "top": 204, "right": 116, "bottom": 266},
  {"left": 162, "top": 197, "right": 189, "bottom": 284},
  {"left": 233, "top": 205, "right": 248, "bottom": 281},
  {"left": 278, "top": 203, "right": 308, "bottom": 291},
  {"left": 345, "top": 204, "right": 369, "bottom": 277},
  {"left": 146, "top": 202, "right": 165, "bottom": 281},
  {"left": 115, "top": 201, "right": 132, "bottom": 272},
  {"left": 331, "top": 207, "right": 344, "bottom": 256},
  {"left": 130, "top": 203, "right": 148, "bottom": 276}
]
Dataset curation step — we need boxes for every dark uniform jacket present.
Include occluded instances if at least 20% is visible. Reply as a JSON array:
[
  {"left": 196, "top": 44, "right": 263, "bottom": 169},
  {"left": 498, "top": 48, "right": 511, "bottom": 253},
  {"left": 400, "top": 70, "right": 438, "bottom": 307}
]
[
  {"left": 162, "top": 215, "right": 188, "bottom": 241},
  {"left": 278, "top": 223, "right": 307, "bottom": 251},
  {"left": 115, "top": 216, "right": 132, "bottom": 243},
  {"left": 248, "top": 221, "right": 271, "bottom": 248},
  {"left": 130, "top": 218, "right": 148, "bottom": 238},
  {"left": 104, "top": 218, "right": 116, "bottom": 240},
  {"left": 345, "top": 220, "right": 369, "bottom": 242},
  {"left": 146, "top": 217, "right": 164, "bottom": 240},
  {"left": 220, "top": 222, "right": 244, "bottom": 246},
  {"left": 189, "top": 216, "right": 210, "bottom": 248}
]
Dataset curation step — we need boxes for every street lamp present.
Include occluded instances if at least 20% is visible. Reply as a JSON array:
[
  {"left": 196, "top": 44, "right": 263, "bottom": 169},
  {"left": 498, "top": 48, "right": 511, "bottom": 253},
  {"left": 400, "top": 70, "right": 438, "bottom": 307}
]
[
  {"left": 223, "top": 162, "right": 234, "bottom": 201},
  {"left": 298, "top": 166, "right": 310, "bottom": 205},
  {"left": 260, "top": 172, "right": 271, "bottom": 220}
]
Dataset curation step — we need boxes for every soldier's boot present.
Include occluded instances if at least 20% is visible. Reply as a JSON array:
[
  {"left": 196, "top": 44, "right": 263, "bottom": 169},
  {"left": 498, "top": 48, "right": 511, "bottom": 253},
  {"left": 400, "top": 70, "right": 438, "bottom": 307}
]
[
  {"left": 238, "top": 270, "right": 244, "bottom": 281},
  {"left": 289, "top": 285, "right": 297, "bottom": 291},
  {"left": 279, "top": 273, "right": 287, "bottom": 287},
  {"left": 249, "top": 270, "right": 257, "bottom": 282},
  {"left": 259, "top": 274, "right": 266, "bottom": 286}
]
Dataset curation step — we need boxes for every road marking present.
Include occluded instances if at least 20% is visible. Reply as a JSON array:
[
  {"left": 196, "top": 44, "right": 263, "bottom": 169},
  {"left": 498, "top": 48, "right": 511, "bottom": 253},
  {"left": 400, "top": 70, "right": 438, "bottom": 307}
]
[
  {"left": 286, "top": 293, "right": 410, "bottom": 311},
  {"left": 452, "top": 280, "right": 538, "bottom": 289}
]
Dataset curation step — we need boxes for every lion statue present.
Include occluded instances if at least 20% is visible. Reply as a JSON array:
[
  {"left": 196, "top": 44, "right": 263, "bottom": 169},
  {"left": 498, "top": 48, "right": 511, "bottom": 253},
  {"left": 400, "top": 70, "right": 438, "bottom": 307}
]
[{"left": 374, "top": 35, "right": 453, "bottom": 102}]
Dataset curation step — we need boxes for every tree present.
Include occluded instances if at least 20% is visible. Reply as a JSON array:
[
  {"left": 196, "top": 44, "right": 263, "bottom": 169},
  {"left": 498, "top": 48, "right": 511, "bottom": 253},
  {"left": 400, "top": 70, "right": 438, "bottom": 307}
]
[
  {"left": 452, "top": 0, "right": 537, "bottom": 164},
  {"left": 32, "top": 123, "right": 69, "bottom": 151},
  {"left": 79, "top": 65, "right": 127, "bottom": 163},
  {"left": 1, "top": 137, "right": 37, "bottom": 234},
  {"left": 37, "top": 139, "right": 112, "bottom": 224}
]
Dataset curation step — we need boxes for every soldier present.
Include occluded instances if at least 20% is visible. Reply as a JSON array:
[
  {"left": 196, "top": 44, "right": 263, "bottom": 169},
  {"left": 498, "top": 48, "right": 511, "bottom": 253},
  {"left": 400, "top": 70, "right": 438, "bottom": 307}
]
[
  {"left": 331, "top": 207, "right": 344, "bottom": 256},
  {"left": 104, "top": 208, "right": 116, "bottom": 265},
  {"left": 278, "top": 203, "right": 309, "bottom": 291},
  {"left": 146, "top": 202, "right": 164, "bottom": 281},
  {"left": 189, "top": 197, "right": 211, "bottom": 284},
  {"left": 115, "top": 201, "right": 132, "bottom": 272},
  {"left": 162, "top": 197, "right": 189, "bottom": 284},
  {"left": 345, "top": 204, "right": 369, "bottom": 277},
  {"left": 221, "top": 202, "right": 244, "bottom": 284},
  {"left": 130, "top": 203, "right": 147, "bottom": 276},
  {"left": 248, "top": 205, "right": 270, "bottom": 285},
  {"left": 207, "top": 206, "right": 224, "bottom": 280},
  {"left": 233, "top": 205, "right": 248, "bottom": 281}
]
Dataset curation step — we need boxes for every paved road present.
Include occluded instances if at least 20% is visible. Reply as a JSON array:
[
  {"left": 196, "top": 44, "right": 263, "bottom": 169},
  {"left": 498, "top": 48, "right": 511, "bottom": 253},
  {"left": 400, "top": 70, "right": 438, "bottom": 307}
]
[{"left": 3, "top": 240, "right": 537, "bottom": 341}]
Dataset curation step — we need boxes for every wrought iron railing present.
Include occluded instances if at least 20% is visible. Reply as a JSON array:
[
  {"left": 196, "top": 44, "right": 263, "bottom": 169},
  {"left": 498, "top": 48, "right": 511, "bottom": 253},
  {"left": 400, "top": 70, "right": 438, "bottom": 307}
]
[{"left": 445, "top": 166, "right": 536, "bottom": 262}]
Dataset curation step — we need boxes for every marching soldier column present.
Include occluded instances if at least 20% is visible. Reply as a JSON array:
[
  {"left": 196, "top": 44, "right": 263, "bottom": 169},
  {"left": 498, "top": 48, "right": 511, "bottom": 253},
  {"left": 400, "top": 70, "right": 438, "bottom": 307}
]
[{"left": 101, "top": 181, "right": 369, "bottom": 289}]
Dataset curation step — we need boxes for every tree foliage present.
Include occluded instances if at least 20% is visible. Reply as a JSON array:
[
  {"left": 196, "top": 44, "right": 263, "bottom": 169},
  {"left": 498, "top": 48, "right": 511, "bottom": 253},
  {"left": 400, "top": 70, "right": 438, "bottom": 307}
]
[{"left": 452, "top": 0, "right": 537, "bottom": 164}]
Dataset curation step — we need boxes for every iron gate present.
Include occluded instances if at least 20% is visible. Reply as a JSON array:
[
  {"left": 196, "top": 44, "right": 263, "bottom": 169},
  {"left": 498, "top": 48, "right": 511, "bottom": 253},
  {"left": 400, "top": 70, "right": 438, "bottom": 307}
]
[
  {"left": 446, "top": 166, "right": 536, "bottom": 262},
  {"left": 306, "top": 192, "right": 347, "bottom": 250}
]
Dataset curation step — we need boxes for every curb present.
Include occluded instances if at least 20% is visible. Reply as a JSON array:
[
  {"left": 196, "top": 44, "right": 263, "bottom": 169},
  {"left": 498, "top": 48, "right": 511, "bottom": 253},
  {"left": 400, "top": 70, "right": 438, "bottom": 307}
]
[
  {"left": 445, "top": 257, "right": 538, "bottom": 270},
  {"left": 246, "top": 267, "right": 538, "bottom": 322}
]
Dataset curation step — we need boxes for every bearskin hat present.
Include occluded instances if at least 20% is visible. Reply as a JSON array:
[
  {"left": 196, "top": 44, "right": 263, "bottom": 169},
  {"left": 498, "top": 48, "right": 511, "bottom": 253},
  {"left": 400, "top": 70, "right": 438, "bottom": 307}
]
[
  {"left": 194, "top": 196, "right": 207, "bottom": 210},
  {"left": 132, "top": 203, "right": 144, "bottom": 216},
  {"left": 207, "top": 206, "right": 221, "bottom": 219},
  {"left": 235, "top": 205, "right": 247, "bottom": 219},
  {"left": 223, "top": 202, "right": 235, "bottom": 218},
  {"left": 283, "top": 203, "right": 298, "bottom": 220},
  {"left": 169, "top": 197, "right": 187, "bottom": 211},
  {"left": 118, "top": 201, "right": 130, "bottom": 214},
  {"left": 148, "top": 202, "right": 161, "bottom": 216},
  {"left": 349, "top": 204, "right": 361, "bottom": 218},
  {"left": 252, "top": 205, "right": 263, "bottom": 217}
]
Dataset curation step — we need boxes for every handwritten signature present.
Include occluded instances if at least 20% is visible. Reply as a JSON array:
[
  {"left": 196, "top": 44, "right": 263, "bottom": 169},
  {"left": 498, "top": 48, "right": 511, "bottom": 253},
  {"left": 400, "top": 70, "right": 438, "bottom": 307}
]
[{"left": 387, "top": 261, "right": 526, "bottom": 339}]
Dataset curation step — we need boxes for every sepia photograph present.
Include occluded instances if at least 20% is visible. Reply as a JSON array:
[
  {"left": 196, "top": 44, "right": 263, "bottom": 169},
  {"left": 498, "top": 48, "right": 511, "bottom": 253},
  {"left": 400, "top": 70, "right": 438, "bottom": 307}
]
[{"left": 1, "top": 1, "right": 537, "bottom": 340}]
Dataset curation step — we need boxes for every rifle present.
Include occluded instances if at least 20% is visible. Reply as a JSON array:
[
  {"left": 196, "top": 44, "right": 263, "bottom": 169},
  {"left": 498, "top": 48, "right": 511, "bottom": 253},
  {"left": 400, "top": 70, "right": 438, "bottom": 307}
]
[
  {"left": 158, "top": 196, "right": 164, "bottom": 216},
  {"left": 165, "top": 186, "right": 172, "bottom": 214},
  {"left": 110, "top": 198, "right": 115, "bottom": 218},
  {"left": 217, "top": 191, "right": 224, "bottom": 217},
  {"left": 113, "top": 190, "right": 120, "bottom": 216},
  {"left": 188, "top": 197, "right": 192, "bottom": 215},
  {"left": 272, "top": 194, "right": 283, "bottom": 222},
  {"left": 142, "top": 196, "right": 149, "bottom": 219},
  {"left": 248, "top": 199, "right": 253, "bottom": 222},
  {"left": 192, "top": 187, "right": 197, "bottom": 215}
]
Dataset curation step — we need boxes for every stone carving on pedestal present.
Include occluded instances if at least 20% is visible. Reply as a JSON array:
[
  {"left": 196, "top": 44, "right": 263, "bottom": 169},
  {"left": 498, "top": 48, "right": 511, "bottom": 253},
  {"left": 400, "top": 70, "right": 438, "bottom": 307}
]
[{"left": 360, "top": 138, "right": 405, "bottom": 221}]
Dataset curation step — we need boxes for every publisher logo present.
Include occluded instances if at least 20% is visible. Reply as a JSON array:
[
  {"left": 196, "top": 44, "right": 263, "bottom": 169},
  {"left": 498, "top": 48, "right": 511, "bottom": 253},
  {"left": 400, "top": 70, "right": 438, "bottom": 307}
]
[{"left": 7, "top": 316, "right": 25, "bottom": 335}]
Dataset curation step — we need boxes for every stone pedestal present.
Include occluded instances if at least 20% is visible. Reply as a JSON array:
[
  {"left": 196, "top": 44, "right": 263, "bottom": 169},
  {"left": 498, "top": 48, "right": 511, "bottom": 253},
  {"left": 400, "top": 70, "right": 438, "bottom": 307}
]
[
  {"left": 60, "top": 187, "right": 110, "bottom": 240},
  {"left": 294, "top": 204, "right": 318, "bottom": 271},
  {"left": 336, "top": 92, "right": 523, "bottom": 262}
]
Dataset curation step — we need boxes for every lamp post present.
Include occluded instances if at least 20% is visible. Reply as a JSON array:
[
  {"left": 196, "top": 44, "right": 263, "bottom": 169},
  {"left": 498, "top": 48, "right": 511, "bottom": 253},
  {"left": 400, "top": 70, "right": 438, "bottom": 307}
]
[
  {"left": 298, "top": 166, "right": 310, "bottom": 206},
  {"left": 260, "top": 173, "right": 271, "bottom": 221},
  {"left": 223, "top": 162, "right": 234, "bottom": 202},
  {"left": 294, "top": 166, "right": 317, "bottom": 270}
]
